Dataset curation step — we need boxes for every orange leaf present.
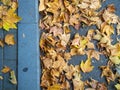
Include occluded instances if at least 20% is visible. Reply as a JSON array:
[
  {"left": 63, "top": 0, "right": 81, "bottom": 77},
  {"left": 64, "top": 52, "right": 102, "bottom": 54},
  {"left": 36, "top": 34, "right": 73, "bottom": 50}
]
[{"left": 1, "top": 66, "right": 11, "bottom": 73}]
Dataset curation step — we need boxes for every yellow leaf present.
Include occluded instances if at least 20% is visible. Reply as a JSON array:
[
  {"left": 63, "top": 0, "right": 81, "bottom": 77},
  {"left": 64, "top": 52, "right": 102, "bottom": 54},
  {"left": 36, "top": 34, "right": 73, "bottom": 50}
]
[
  {"left": 80, "top": 58, "right": 94, "bottom": 73},
  {"left": 48, "top": 84, "right": 61, "bottom": 90},
  {"left": 110, "top": 56, "right": 120, "bottom": 65},
  {"left": 3, "top": 8, "right": 21, "bottom": 31},
  {"left": 1, "top": 0, "right": 11, "bottom": 5},
  {"left": 115, "top": 84, "right": 120, "bottom": 90}
]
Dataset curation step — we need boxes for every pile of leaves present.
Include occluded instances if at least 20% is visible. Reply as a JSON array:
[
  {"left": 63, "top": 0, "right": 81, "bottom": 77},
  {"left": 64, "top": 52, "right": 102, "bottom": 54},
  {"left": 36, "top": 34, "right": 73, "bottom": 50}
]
[
  {"left": 39, "top": 0, "right": 120, "bottom": 90},
  {"left": 0, "top": 0, "right": 21, "bottom": 31}
]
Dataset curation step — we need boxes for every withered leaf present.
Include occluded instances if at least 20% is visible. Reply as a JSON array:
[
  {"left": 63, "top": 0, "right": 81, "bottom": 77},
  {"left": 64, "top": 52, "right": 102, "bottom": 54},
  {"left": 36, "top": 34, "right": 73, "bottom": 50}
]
[
  {"left": 39, "top": 0, "right": 46, "bottom": 11},
  {"left": 49, "top": 26, "right": 63, "bottom": 37},
  {"left": 80, "top": 58, "right": 94, "bottom": 73},
  {"left": 101, "top": 23, "right": 114, "bottom": 36},
  {"left": 86, "top": 50, "right": 100, "bottom": 60},
  {"left": 5, "top": 34, "right": 15, "bottom": 45},
  {"left": 86, "top": 78, "right": 107, "bottom": 90},
  {"left": 0, "top": 39, "right": 4, "bottom": 47},
  {"left": 100, "top": 66, "right": 115, "bottom": 84},
  {"left": 72, "top": 72, "right": 84, "bottom": 90},
  {"left": 58, "top": 33, "right": 70, "bottom": 47}
]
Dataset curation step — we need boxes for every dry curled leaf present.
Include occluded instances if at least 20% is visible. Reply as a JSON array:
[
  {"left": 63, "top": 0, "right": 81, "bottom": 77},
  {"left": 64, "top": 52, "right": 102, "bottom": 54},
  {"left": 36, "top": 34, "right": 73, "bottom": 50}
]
[
  {"left": 64, "top": 52, "right": 71, "bottom": 61},
  {"left": 5, "top": 34, "right": 15, "bottom": 45},
  {"left": 86, "top": 50, "right": 100, "bottom": 60},
  {"left": 86, "top": 79, "right": 107, "bottom": 90},
  {"left": 72, "top": 72, "right": 84, "bottom": 90},
  {"left": 100, "top": 65, "right": 115, "bottom": 84},
  {"left": 80, "top": 58, "right": 94, "bottom": 73},
  {"left": 101, "top": 23, "right": 114, "bottom": 36},
  {"left": 1, "top": 66, "right": 11, "bottom": 73}
]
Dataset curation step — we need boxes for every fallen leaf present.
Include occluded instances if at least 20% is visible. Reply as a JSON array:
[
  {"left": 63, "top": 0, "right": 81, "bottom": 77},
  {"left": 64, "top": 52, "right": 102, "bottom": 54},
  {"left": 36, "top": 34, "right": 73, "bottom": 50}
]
[
  {"left": 115, "top": 84, "right": 120, "bottom": 90},
  {"left": 80, "top": 58, "right": 94, "bottom": 73},
  {"left": 1, "top": 66, "right": 11, "bottom": 73},
  {"left": 100, "top": 65, "right": 115, "bottom": 84},
  {"left": 5, "top": 34, "right": 15, "bottom": 45},
  {"left": 72, "top": 72, "right": 84, "bottom": 90},
  {"left": 48, "top": 84, "right": 61, "bottom": 90},
  {"left": 86, "top": 50, "right": 100, "bottom": 60},
  {"left": 39, "top": 0, "right": 46, "bottom": 11},
  {"left": 58, "top": 33, "right": 70, "bottom": 47},
  {"left": 0, "top": 76, "right": 3, "bottom": 80},
  {"left": 64, "top": 52, "right": 71, "bottom": 61},
  {"left": 3, "top": 8, "right": 21, "bottom": 31},
  {"left": 86, "top": 78, "right": 107, "bottom": 90},
  {"left": 101, "top": 22, "right": 114, "bottom": 36},
  {"left": 9, "top": 70, "right": 17, "bottom": 85},
  {"left": 0, "top": 39, "right": 4, "bottom": 47},
  {"left": 49, "top": 26, "right": 63, "bottom": 37}
]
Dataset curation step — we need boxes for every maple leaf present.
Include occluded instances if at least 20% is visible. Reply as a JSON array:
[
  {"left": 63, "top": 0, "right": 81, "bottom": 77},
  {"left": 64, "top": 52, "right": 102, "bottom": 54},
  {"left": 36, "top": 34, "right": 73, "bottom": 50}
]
[
  {"left": 80, "top": 58, "right": 94, "bottom": 73},
  {"left": 2, "top": 8, "right": 21, "bottom": 31}
]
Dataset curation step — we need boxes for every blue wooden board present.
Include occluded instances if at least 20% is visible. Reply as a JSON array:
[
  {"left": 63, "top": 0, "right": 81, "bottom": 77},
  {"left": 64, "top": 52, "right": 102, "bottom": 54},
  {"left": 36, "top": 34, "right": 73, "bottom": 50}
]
[{"left": 18, "top": 0, "right": 40, "bottom": 90}]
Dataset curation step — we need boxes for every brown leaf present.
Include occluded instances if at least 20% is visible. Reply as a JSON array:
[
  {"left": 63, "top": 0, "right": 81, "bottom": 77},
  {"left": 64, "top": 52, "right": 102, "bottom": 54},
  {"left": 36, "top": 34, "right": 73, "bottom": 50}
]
[
  {"left": 5, "top": 34, "right": 15, "bottom": 45},
  {"left": 64, "top": 52, "right": 71, "bottom": 61},
  {"left": 100, "top": 65, "right": 115, "bottom": 84},
  {"left": 86, "top": 79, "right": 107, "bottom": 90},
  {"left": 0, "top": 39, "right": 4, "bottom": 47},
  {"left": 107, "top": 4, "right": 116, "bottom": 13}
]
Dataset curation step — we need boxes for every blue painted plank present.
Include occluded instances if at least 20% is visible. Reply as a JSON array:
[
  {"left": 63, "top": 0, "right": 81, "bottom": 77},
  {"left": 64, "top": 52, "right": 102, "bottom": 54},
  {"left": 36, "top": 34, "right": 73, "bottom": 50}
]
[
  {"left": 4, "top": 30, "right": 17, "bottom": 60},
  {"left": 18, "top": 24, "right": 40, "bottom": 90},
  {"left": 3, "top": 60, "right": 17, "bottom": 90},
  {"left": 0, "top": 29, "right": 3, "bottom": 90},
  {"left": 18, "top": 0, "right": 38, "bottom": 24}
]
